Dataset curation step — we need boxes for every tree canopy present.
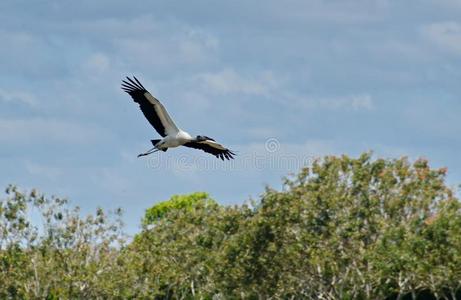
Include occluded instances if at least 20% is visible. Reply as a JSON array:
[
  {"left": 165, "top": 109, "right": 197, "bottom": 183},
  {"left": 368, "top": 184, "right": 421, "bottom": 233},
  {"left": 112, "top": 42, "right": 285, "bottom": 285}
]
[
  {"left": 142, "top": 192, "right": 216, "bottom": 225},
  {"left": 1, "top": 153, "right": 460, "bottom": 299}
]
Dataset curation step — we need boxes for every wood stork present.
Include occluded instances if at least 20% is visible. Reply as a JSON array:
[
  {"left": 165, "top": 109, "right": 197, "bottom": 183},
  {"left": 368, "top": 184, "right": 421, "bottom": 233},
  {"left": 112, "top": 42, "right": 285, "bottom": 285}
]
[{"left": 122, "top": 76, "right": 235, "bottom": 160}]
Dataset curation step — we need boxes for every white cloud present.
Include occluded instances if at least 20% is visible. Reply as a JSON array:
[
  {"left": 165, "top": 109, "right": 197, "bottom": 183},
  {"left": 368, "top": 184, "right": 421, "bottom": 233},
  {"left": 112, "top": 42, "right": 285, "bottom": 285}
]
[
  {"left": 425, "top": 0, "right": 461, "bottom": 9},
  {"left": 0, "top": 30, "right": 36, "bottom": 49},
  {"left": 423, "top": 21, "right": 461, "bottom": 54},
  {"left": 246, "top": 138, "right": 335, "bottom": 173},
  {"left": 25, "top": 161, "right": 63, "bottom": 180},
  {"left": 0, "top": 88, "right": 36, "bottom": 106},
  {"left": 177, "top": 29, "right": 219, "bottom": 64},
  {"left": 177, "top": 91, "right": 211, "bottom": 112},
  {"left": 0, "top": 118, "right": 113, "bottom": 145},
  {"left": 289, "top": 93, "right": 374, "bottom": 111},
  {"left": 102, "top": 17, "right": 220, "bottom": 69},
  {"left": 82, "top": 53, "right": 110, "bottom": 74},
  {"left": 264, "top": 0, "right": 389, "bottom": 25},
  {"left": 0, "top": 30, "right": 61, "bottom": 77},
  {"left": 115, "top": 32, "right": 218, "bottom": 68},
  {"left": 91, "top": 167, "right": 133, "bottom": 193},
  {"left": 197, "top": 69, "right": 278, "bottom": 96},
  {"left": 247, "top": 127, "right": 280, "bottom": 139},
  {"left": 351, "top": 94, "right": 374, "bottom": 110}
]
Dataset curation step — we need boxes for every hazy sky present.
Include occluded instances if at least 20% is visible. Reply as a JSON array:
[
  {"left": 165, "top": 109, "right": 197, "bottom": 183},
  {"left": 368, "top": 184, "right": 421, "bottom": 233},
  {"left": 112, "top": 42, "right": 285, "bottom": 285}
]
[{"left": 1, "top": 0, "right": 460, "bottom": 233}]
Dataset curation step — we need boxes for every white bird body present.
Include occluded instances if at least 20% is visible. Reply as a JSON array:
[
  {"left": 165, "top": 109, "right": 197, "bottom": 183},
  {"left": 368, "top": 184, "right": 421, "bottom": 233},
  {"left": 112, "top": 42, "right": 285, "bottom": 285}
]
[
  {"left": 122, "top": 76, "right": 235, "bottom": 160},
  {"left": 156, "top": 130, "right": 193, "bottom": 149}
]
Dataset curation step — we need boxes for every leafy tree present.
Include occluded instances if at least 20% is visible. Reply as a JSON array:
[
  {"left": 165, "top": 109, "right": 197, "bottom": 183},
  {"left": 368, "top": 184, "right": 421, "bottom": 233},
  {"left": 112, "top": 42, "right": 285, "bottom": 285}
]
[
  {"left": 130, "top": 153, "right": 461, "bottom": 299},
  {"left": 212, "top": 153, "right": 461, "bottom": 298},
  {"left": 142, "top": 192, "right": 217, "bottom": 225},
  {"left": 130, "top": 199, "right": 253, "bottom": 298},
  {"left": 1, "top": 153, "right": 460, "bottom": 299},
  {"left": 0, "top": 185, "right": 126, "bottom": 299}
]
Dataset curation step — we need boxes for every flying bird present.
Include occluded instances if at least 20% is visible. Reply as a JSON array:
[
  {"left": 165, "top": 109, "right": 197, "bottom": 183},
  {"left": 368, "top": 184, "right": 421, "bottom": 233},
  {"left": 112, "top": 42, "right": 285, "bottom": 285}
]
[{"left": 121, "top": 76, "right": 235, "bottom": 160}]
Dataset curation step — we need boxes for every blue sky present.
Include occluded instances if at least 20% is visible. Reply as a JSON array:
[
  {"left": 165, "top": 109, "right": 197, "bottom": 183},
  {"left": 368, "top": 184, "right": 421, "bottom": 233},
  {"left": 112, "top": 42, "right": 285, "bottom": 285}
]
[{"left": 1, "top": 0, "right": 460, "bottom": 233}]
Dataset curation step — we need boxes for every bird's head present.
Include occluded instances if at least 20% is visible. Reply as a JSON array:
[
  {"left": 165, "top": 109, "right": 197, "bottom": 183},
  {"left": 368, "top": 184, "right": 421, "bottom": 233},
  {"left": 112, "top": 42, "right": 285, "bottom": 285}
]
[{"left": 195, "top": 135, "right": 208, "bottom": 142}]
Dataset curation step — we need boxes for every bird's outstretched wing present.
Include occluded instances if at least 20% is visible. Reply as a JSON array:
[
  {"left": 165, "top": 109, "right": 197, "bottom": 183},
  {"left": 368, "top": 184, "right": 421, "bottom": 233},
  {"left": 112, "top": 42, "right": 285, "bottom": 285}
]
[
  {"left": 122, "top": 76, "right": 179, "bottom": 137},
  {"left": 184, "top": 138, "right": 235, "bottom": 160}
]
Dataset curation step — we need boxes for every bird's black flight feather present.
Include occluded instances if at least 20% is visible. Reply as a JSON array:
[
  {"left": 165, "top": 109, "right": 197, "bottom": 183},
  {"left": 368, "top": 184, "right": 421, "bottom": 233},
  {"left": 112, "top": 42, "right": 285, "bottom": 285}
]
[
  {"left": 183, "top": 141, "right": 235, "bottom": 160},
  {"left": 122, "top": 76, "right": 167, "bottom": 137}
]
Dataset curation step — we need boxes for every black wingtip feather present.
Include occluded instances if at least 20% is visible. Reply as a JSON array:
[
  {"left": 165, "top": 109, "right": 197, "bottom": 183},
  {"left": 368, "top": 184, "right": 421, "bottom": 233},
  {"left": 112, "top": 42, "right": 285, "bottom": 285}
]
[
  {"left": 121, "top": 77, "right": 148, "bottom": 95},
  {"left": 121, "top": 76, "right": 169, "bottom": 137},
  {"left": 133, "top": 76, "right": 146, "bottom": 90},
  {"left": 126, "top": 77, "right": 144, "bottom": 90},
  {"left": 126, "top": 76, "right": 139, "bottom": 87}
]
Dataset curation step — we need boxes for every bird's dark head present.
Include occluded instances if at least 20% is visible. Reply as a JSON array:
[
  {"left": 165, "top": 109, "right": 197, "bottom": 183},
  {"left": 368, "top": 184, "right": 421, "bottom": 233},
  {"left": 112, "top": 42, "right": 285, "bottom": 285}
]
[
  {"left": 195, "top": 135, "right": 208, "bottom": 142},
  {"left": 196, "top": 135, "right": 216, "bottom": 142}
]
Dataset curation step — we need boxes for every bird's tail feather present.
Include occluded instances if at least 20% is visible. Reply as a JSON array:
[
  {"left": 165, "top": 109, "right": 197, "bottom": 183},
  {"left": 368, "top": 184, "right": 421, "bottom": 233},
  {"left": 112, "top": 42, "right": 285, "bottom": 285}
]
[
  {"left": 151, "top": 139, "right": 161, "bottom": 146},
  {"left": 151, "top": 139, "right": 167, "bottom": 152}
]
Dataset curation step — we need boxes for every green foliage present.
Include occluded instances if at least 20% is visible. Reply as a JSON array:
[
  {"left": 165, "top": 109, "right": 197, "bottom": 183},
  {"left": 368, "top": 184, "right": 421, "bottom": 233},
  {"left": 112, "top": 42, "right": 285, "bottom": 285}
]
[
  {"left": 129, "top": 200, "right": 253, "bottom": 298},
  {"left": 1, "top": 153, "right": 461, "bottom": 299},
  {"left": 128, "top": 154, "right": 461, "bottom": 299},
  {"left": 143, "top": 192, "right": 216, "bottom": 225},
  {"left": 0, "top": 185, "right": 126, "bottom": 299}
]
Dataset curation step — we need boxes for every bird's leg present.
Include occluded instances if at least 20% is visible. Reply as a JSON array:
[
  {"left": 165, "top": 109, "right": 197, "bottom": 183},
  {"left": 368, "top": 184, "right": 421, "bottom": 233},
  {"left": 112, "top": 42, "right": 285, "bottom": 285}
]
[{"left": 137, "top": 147, "right": 160, "bottom": 158}]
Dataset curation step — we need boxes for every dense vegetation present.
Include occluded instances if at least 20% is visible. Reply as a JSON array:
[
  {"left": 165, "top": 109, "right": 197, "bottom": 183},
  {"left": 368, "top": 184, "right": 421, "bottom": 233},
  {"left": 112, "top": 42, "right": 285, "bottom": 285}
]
[{"left": 1, "top": 153, "right": 460, "bottom": 299}]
